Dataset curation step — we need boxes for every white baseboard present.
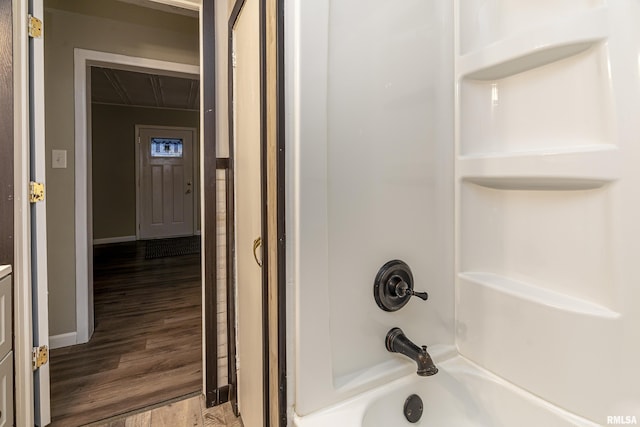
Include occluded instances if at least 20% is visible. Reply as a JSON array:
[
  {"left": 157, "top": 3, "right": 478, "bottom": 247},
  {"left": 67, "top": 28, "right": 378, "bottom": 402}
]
[
  {"left": 93, "top": 235, "right": 137, "bottom": 245},
  {"left": 49, "top": 332, "right": 77, "bottom": 349}
]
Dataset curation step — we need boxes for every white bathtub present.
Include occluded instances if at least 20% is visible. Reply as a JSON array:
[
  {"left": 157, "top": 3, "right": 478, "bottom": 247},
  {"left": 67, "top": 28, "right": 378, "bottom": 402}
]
[{"left": 292, "top": 356, "right": 600, "bottom": 427}]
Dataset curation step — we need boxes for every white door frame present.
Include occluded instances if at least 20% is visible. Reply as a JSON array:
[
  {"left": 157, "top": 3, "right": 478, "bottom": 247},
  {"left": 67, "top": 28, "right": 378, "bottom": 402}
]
[
  {"left": 134, "top": 124, "right": 199, "bottom": 240},
  {"left": 13, "top": 0, "right": 36, "bottom": 425},
  {"left": 73, "top": 48, "right": 199, "bottom": 344}
]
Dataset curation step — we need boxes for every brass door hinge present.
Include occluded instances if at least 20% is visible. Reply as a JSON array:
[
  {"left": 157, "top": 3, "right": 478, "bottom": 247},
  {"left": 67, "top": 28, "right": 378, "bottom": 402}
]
[
  {"left": 32, "top": 345, "right": 49, "bottom": 370},
  {"left": 29, "top": 181, "right": 45, "bottom": 203},
  {"left": 28, "top": 15, "right": 42, "bottom": 38}
]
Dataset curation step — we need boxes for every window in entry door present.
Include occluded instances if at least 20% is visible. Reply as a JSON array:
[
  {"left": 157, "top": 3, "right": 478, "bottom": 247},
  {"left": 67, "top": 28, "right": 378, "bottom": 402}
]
[{"left": 150, "top": 137, "right": 184, "bottom": 158}]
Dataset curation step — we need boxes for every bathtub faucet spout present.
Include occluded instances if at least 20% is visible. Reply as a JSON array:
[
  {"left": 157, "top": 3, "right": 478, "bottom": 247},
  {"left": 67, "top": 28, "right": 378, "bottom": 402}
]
[{"left": 385, "top": 327, "right": 438, "bottom": 376}]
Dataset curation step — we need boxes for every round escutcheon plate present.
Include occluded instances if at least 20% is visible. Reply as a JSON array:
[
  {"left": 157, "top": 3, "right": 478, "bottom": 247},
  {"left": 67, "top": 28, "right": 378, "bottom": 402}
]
[
  {"left": 373, "top": 259, "right": 414, "bottom": 312},
  {"left": 404, "top": 394, "right": 424, "bottom": 423}
]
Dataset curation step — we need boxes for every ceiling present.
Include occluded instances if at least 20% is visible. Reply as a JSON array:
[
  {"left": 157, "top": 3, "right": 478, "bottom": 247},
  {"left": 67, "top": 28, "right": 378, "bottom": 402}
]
[{"left": 91, "top": 67, "right": 199, "bottom": 111}]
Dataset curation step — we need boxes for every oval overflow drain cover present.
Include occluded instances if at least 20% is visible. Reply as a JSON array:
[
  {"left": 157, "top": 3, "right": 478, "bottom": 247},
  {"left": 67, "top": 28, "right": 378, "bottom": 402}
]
[{"left": 404, "top": 394, "right": 424, "bottom": 423}]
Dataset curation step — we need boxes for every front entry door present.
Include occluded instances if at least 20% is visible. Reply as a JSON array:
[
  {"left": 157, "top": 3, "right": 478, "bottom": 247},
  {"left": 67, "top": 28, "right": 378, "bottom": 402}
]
[
  {"left": 137, "top": 126, "right": 195, "bottom": 239},
  {"left": 231, "top": 0, "right": 264, "bottom": 426}
]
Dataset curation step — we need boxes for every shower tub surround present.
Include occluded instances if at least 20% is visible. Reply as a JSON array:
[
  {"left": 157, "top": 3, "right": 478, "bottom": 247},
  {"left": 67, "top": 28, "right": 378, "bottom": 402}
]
[{"left": 287, "top": 0, "right": 640, "bottom": 425}]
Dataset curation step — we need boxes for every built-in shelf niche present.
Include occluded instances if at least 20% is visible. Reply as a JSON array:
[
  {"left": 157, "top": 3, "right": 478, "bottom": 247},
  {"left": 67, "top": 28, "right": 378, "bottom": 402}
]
[
  {"left": 459, "top": 182, "right": 615, "bottom": 310},
  {"left": 459, "top": 2, "right": 606, "bottom": 56},
  {"left": 458, "top": 146, "right": 620, "bottom": 191},
  {"left": 459, "top": 41, "right": 614, "bottom": 157},
  {"left": 456, "top": 268, "right": 622, "bottom": 421},
  {"left": 459, "top": 272, "right": 619, "bottom": 319},
  {"left": 458, "top": 5, "right": 608, "bottom": 81}
]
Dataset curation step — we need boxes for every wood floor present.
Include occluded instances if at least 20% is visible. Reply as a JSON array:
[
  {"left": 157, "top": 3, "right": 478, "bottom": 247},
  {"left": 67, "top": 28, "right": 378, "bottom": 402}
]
[
  {"left": 50, "top": 240, "right": 203, "bottom": 426},
  {"left": 87, "top": 395, "right": 242, "bottom": 427}
]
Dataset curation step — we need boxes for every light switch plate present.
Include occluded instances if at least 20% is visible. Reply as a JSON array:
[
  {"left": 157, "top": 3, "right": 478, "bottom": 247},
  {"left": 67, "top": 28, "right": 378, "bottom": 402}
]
[{"left": 52, "top": 149, "right": 67, "bottom": 169}]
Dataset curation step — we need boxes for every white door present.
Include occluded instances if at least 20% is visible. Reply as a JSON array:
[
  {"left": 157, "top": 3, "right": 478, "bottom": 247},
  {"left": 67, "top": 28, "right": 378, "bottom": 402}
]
[
  {"left": 232, "top": 0, "right": 264, "bottom": 425},
  {"left": 137, "top": 126, "right": 195, "bottom": 239},
  {"left": 30, "top": 0, "right": 51, "bottom": 425}
]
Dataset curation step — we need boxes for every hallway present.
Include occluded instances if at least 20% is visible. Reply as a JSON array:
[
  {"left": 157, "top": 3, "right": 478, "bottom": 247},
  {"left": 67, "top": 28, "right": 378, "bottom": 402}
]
[{"left": 49, "top": 241, "right": 202, "bottom": 426}]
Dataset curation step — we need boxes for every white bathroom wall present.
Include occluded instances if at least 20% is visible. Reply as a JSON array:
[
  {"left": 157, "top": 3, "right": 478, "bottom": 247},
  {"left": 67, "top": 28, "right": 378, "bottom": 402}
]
[
  {"left": 287, "top": 0, "right": 454, "bottom": 416},
  {"left": 455, "top": 1, "right": 640, "bottom": 423}
]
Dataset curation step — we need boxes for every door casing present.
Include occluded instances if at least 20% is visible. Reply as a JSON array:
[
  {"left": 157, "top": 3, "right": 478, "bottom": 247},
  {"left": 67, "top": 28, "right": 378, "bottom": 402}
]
[
  {"left": 12, "top": 1, "right": 212, "bottom": 424},
  {"left": 29, "top": 0, "right": 50, "bottom": 423},
  {"left": 11, "top": 0, "right": 289, "bottom": 422},
  {"left": 73, "top": 49, "right": 199, "bottom": 345}
]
